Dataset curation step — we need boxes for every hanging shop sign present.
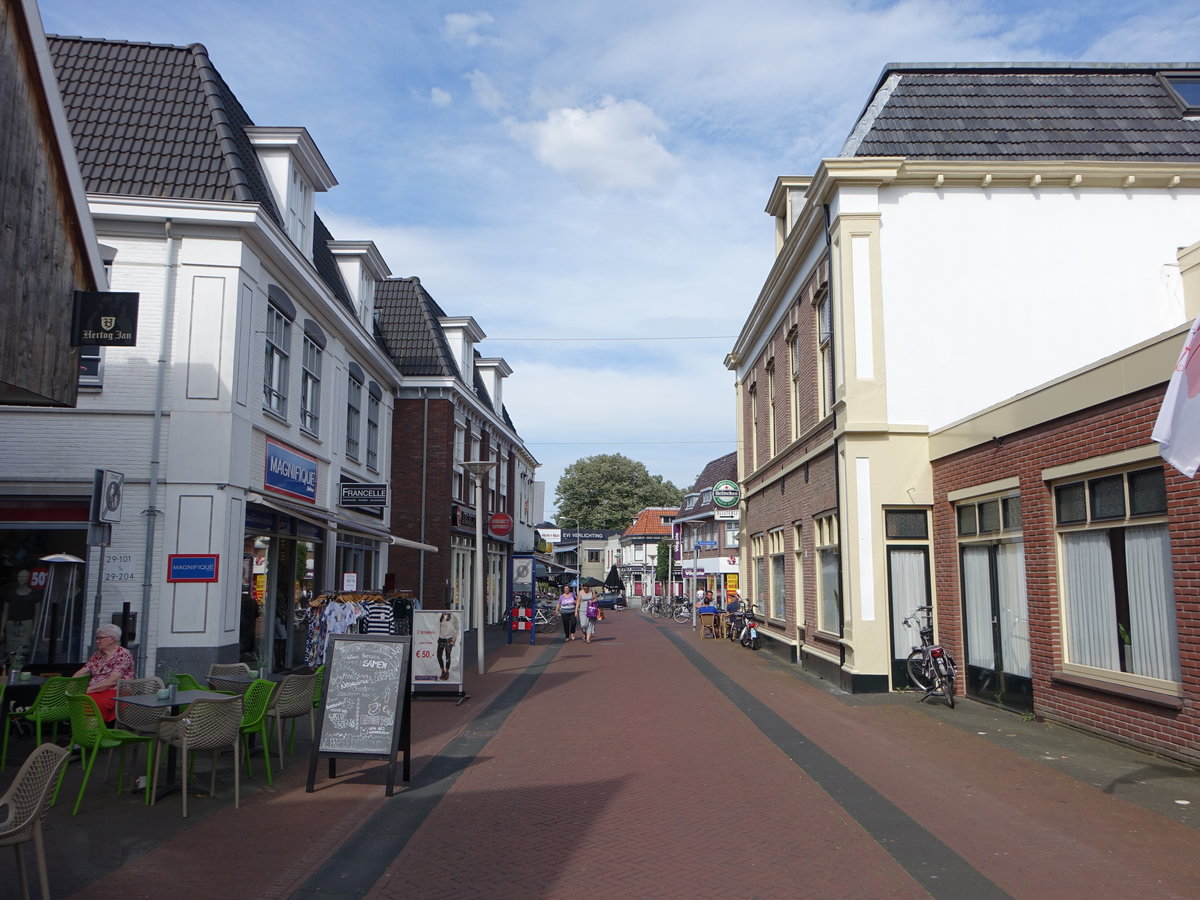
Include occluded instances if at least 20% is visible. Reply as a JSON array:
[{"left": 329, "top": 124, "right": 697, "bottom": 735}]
[
  {"left": 714, "top": 508, "right": 739, "bottom": 521},
  {"left": 712, "top": 479, "right": 741, "bottom": 509},
  {"left": 71, "top": 291, "right": 139, "bottom": 346},
  {"left": 489, "top": 512, "right": 513, "bottom": 536},
  {"left": 264, "top": 438, "right": 318, "bottom": 502}
]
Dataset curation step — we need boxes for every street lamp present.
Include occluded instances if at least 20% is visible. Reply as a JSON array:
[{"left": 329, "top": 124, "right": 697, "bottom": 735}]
[{"left": 463, "top": 459, "right": 498, "bottom": 676}]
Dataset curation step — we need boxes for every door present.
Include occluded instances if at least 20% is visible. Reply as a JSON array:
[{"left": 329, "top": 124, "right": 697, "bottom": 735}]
[
  {"left": 888, "top": 546, "right": 930, "bottom": 689},
  {"left": 960, "top": 542, "right": 1032, "bottom": 711}
]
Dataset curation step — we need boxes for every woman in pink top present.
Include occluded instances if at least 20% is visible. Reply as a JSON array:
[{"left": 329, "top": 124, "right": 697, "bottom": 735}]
[{"left": 73, "top": 623, "right": 136, "bottom": 722}]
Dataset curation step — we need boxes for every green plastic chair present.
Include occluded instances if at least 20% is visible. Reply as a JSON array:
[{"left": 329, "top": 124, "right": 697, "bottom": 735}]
[
  {"left": 1, "top": 675, "right": 89, "bottom": 772},
  {"left": 170, "top": 673, "right": 204, "bottom": 693},
  {"left": 238, "top": 679, "right": 275, "bottom": 786},
  {"left": 54, "top": 693, "right": 153, "bottom": 815},
  {"left": 312, "top": 665, "right": 325, "bottom": 710}
]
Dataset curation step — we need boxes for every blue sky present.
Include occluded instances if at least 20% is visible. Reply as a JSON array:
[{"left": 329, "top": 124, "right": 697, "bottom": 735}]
[{"left": 37, "top": 0, "right": 1200, "bottom": 508}]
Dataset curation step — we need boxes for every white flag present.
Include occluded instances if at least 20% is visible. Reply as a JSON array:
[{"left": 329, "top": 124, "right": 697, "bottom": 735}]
[{"left": 1152, "top": 314, "right": 1200, "bottom": 478}]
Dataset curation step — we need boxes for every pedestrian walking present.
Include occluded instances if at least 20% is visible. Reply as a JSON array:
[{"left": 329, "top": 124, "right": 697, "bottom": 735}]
[
  {"left": 557, "top": 585, "right": 579, "bottom": 641},
  {"left": 580, "top": 590, "right": 600, "bottom": 643}
]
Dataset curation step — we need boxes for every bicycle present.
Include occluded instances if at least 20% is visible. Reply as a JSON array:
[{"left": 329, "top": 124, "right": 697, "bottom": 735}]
[
  {"left": 672, "top": 599, "right": 693, "bottom": 623},
  {"left": 902, "top": 606, "right": 956, "bottom": 708},
  {"left": 534, "top": 603, "right": 560, "bottom": 633}
]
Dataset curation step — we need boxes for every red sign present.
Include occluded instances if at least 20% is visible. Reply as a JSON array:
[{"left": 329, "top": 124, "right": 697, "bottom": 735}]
[{"left": 489, "top": 512, "right": 513, "bottom": 536}]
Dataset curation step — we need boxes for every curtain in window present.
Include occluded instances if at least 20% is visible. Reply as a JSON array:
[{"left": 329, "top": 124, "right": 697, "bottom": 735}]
[
  {"left": 819, "top": 549, "right": 839, "bottom": 632},
  {"left": 888, "top": 548, "right": 928, "bottom": 664},
  {"left": 1124, "top": 524, "right": 1180, "bottom": 682},
  {"left": 1062, "top": 531, "right": 1119, "bottom": 671},
  {"left": 961, "top": 546, "right": 993, "bottom": 669},
  {"left": 771, "top": 556, "right": 786, "bottom": 618},
  {"left": 996, "top": 542, "right": 1031, "bottom": 678}
]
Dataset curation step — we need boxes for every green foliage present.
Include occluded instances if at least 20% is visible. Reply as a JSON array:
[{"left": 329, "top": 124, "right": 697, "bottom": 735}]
[
  {"left": 555, "top": 453, "right": 684, "bottom": 532},
  {"left": 655, "top": 539, "right": 671, "bottom": 583}
]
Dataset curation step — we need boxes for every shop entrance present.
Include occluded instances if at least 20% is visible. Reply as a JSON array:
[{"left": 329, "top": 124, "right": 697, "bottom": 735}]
[{"left": 242, "top": 516, "right": 319, "bottom": 671}]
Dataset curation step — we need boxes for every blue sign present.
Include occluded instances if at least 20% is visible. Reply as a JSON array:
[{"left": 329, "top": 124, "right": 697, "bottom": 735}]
[
  {"left": 694, "top": 541, "right": 719, "bottom": 550},
  {"left": 167, "top": 554, "right": 219, "bottom": 583},
  {"left": 264, "top": 438, "right": 318, "bottom": 502}
]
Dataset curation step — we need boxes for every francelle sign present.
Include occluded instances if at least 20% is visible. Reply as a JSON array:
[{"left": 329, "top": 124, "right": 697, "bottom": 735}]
[
  {"left": 264, "top": 438, "right": 318, "bottom": 502},
  {"left": 712, "top": 479, "right": 741, "bottom": 509},
  {"left": 340, "top": 483, "right": 388, "bottom": 507},
  {"left": 489, "top": 512, "right": 513, "bottom": 536}
]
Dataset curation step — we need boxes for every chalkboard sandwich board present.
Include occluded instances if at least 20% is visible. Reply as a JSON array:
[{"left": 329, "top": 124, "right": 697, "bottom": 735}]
[{"left": 307, "top": 633, "right": 412, "bottom": 795}]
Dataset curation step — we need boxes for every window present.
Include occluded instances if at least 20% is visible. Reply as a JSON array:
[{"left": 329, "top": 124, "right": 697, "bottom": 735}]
[
  {"left": 793, "top": 524, "right": 804, "bottom": 627},
  {"left": 769, "top": 528, "right": 786, "bottom": 620},
  {"left": 815, "top": 513, "right": 840, "bottom": 633},
  {"left": 751, "top": 533, "right": 767, "bottom": 616},
  {"left": 79, "top": 345, "right": 103, "bottom": 387},
  {"left": 366, "top": 390, "right": 380, "bottom": 470},
  {"left": 300, "top": 337, "right": 321, "bottom": 435},
  {"left": 287, "top": 167, "right": 313, "bottom": 253},
  {"left": 263, "top": 305, "right": 290, "bottom": 417},
  {"left": 345, "top": 373, "right": 362, "bottom": 460},
  {"left": 685, "top": 495, "right": 698, "bottom": 510},
  {"left": 700, "top": 490, "right": 712, "bottom": 506},
  {"left": 1162, "top": 72, "right": 1200, "bottom": 114},
  {"left": 588, "top": 549, "right": 601, "bottom": 563},
  {"left": 1055, "top": 467, "right": 1178, "bottom": 685},
  {"left": 816, "top": 292, "right": 834, "bottom": 417},
  {"left": 788, "top": 330, "right": 801, "bottom": 440},
  {"left": 724, "top": 521, "right": 740, "bottom": 548}
]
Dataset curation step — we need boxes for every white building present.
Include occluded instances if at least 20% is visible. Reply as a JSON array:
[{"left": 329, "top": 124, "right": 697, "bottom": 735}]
[{"left": 0, "top": 37, "right": 404, "bottom": 675}]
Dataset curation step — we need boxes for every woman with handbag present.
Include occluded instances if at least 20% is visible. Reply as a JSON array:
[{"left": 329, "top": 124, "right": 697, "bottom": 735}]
[{"left": 580, "top": 588, "right": 600, "bottom": 644}]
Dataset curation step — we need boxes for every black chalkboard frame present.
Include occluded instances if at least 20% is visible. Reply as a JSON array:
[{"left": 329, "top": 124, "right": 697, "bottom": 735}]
[{"left": 305, "top": 633, "right": 412, "bottom": 796}]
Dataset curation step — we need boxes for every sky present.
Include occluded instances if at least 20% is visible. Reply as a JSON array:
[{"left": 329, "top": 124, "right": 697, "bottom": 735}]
[{"left": 37, "top": 0, "right": 1200, "bottom": 510}]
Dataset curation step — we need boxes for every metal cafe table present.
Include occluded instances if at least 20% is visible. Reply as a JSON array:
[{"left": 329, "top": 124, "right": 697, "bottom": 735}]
[{"left": 117, "top": 689, "right": 230, "bottom": 796}]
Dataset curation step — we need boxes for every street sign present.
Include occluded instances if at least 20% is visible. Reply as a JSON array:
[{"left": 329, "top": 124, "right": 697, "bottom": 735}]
[
  {"left": 693, "top": 540, "right": 718, "bottom": 550},
  {"left": 714, "top": 509, "right": 739, "bottom": 521}
]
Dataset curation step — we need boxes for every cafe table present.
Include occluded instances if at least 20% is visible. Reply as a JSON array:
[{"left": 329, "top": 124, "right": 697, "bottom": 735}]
[{"left": 117, "top": 689, "right": 231, "bottom": 796}]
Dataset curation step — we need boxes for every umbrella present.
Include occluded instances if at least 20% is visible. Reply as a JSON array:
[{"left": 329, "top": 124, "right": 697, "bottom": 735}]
[
  {"left": 576, "top": 576, "right": 605, "bottom": 587},
  {"left": 604, "top": 566, "right": 624, "bottom": 590}
]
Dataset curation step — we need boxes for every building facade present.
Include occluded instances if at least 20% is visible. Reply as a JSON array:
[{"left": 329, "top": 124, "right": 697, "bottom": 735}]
[
  {"left": 376, "top": 276, "right": 538, "bottom": 628},
  {"left": 618, "top": 507, "right": 677, "bottom": 597},
  {"left": 673, "top": 452, "right": 740, "bottom": 603},
  {"left": 727, "top": 64, "right": 1200, "bottom": 689},
  {"left": 1, "top": 37, "right": 405, "bottom": 676}
]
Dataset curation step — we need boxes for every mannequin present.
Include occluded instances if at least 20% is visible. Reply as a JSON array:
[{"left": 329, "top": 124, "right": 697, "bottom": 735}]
[{"left": 1, "top": 570, "right": 39, "bottom": 658}]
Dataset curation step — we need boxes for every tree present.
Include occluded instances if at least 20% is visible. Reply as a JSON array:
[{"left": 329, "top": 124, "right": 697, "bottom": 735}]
[
  {"left": 555, "top": 454, "right": 684, "bottom": 532},
  {"left": 655, "top": 539, "right": 672, "bottom": 584}
]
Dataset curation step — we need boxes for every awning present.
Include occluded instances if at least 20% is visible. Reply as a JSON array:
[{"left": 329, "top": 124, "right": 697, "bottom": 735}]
[{"left": 249, "top": 494, "right": 438, "bottom": 553}]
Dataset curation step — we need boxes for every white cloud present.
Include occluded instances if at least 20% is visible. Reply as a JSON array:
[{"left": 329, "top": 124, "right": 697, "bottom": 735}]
[
  {"left": 505, "top": 97, "right": 679, "bottom": 192},
  {"left": 466, "top": 69, "right": 506, "bottom": 112},
  {"left": 443, "top": 11, "right": 494, "bottom": 47},
  {"left": 430, "top": 86, "right": 453, "bottom": 107}
]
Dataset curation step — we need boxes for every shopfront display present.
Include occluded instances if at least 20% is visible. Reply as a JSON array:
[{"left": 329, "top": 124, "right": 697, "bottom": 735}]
[{"left": 244, "top": 504, "right": 321, "bottom": 671}]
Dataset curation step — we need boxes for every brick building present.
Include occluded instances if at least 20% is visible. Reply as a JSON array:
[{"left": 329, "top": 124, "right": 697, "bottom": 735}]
[
  {"left": 727, "top": 63, "right": 1200, "bottom": 691},
  {"left": 673, "top": 451, "right": 741, "bottom": 603},
  {"left": 376, "top": 276, "right": 538, "bottom": 625}
]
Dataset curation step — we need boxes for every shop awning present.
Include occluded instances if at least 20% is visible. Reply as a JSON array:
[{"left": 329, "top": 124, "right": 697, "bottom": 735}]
[{"left": 249, "top": 494, "right": 438, "bottom": 553}]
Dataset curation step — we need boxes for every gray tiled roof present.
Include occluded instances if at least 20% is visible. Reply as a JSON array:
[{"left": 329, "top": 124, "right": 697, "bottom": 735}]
[
  {"left": 843, "top": 65, "right": 1200, "bottom": 161},
  {"left": 374, "top": 277, "right": 458, "bottom": 378},
  {"left": 47, "top": 36, "right": 281, "bottom": 219},
  {"left": 681, "top": 451, "right": 738, "bottom": 518}
]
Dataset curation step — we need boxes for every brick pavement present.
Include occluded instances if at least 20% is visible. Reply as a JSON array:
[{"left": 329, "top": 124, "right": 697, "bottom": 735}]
[{"left": 5, "top": 610, "right": 1199, "bottom": 899}]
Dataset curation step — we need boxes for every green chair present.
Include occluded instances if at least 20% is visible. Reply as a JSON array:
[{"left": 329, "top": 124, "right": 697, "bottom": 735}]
[
  {"left": 238, "top": 679, "right": 275, "bottom": 786},
  {"left": 169, "top": 673, "right": 204, "bottom": 693},
  {"left": 312, "top": 665, "right": 325, "bottom": 710},
  {"left": 1, "top": 676, "right": 89, "bottom": 772},
  {"left": 55, "top": 694, "right": 153, "bottom": 815}
]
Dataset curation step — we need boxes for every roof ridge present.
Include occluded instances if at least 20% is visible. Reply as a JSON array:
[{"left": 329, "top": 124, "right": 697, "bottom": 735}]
[{"left": 187, "top": 43, "right": 258, "bottom": 206}]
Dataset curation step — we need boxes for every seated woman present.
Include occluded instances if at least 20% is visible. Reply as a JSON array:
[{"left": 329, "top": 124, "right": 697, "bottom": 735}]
[{"left": 72, "top": 623, "right": 136, "bottom": 723}]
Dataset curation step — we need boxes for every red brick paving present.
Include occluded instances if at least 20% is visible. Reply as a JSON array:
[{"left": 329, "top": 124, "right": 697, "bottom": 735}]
[{"left": 8, "top": 610, "right": 1198, "bottom": 899}]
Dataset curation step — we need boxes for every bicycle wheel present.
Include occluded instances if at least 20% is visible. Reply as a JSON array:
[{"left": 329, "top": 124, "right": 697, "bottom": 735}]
[
  {"left": 536, "top": 611, "right": 557, "bottom": 633},
  {"left": 906, "top": 649, "right": 932, "bottom": 692},
  {"left": 933, "top": 656, "right": 956, "bottom": 708},
  {"left": 674, "top": 606, "right": 690, "bottom": 623}
]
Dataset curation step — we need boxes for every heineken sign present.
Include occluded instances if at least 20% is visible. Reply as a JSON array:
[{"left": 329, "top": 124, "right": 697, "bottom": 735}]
[{"left": 712, "top": 479, "right": 741, "bottom": 509}]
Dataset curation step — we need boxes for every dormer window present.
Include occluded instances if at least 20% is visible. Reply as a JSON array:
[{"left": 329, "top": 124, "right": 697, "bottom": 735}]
[
  {"left": 328, "top": 241, "right": 390, "bottom": 330},
  {"left": 246, "top": 127, "right": 337, "bottom": 259},
  {"left": 437, "top": 316, "right": 486, "bottom": 383}
]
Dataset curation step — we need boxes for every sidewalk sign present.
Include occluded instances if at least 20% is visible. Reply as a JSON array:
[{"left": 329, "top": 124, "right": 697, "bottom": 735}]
[
  {"left": 306, "top": 634, "right": 411, "bottom": 796},
  {"left": 410, "top": 610, "right": 468, "bottom": 704}
]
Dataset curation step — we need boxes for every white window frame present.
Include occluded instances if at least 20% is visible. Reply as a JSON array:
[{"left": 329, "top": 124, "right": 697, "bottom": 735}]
[
  {"left": 263, "top": 305, "right": 290, "bottom": 418},
  {"left": 345, "top": 373, "right": 362, "bottom": 460},
  {"left": 366, "top": 392, "right": 380, "bottom": 470},
  {"left": 815, "top": 513, "right": 840, "bottom": 634},
  {"left": 816, "top": 292, "right": 833, "bottom": 418},
  {"left": 300, "top": 337, "right": 321, "bottom": 436},
  {"left": 769, "top": 527, "right": 786, "bottom": 620}
]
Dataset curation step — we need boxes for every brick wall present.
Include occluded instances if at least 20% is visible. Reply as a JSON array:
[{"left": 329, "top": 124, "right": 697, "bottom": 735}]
[{"left": 932, "top": 385, "right": 1200, "bottom": 765}]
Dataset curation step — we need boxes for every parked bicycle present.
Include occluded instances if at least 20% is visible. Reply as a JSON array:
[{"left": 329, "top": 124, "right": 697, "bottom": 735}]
[
  {"left": 736, "top": 603, "right": 760, "bottom": 650},
  {"left": 902, "top": 605, "right": 956, "bottom": 708},
  {"left": 672, "top": 598, "right": 693, "bottom": 623}
]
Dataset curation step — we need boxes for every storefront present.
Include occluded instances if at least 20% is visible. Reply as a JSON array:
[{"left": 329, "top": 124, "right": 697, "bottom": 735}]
[
  {"left": 0, "top": 496, "right": 91, "bottom": 666},
  {"left": 243, "top": 504, "right": 322, "bottom": 670}
]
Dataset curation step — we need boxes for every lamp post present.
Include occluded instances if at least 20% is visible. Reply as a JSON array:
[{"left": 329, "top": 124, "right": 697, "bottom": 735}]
[{"left": 463, "top": 460, "right": 498, "bottom": 676}]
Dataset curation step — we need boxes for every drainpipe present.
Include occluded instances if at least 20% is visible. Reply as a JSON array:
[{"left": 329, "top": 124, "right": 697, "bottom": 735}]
[
  {"left": 418, "top": 387, "right": 429, "bottom": 606},
  {"left": 140, "top": 218, "right": 177, "bottom": 676}
]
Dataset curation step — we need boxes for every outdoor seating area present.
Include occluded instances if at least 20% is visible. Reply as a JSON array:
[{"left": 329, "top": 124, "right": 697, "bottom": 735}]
[{"left": 0, "top": 666, "right": 324, "bottom": 831}]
